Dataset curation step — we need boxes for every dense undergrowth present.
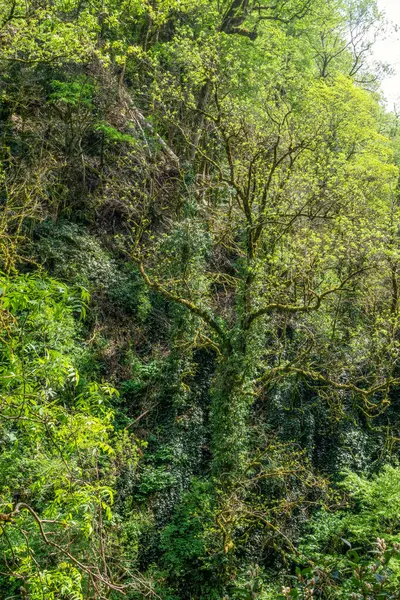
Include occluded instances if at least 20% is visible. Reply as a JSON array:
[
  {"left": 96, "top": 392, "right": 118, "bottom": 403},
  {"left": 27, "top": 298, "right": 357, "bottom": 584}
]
[{"left": 1, "top": 0, "right": 400, "bottom": 598}]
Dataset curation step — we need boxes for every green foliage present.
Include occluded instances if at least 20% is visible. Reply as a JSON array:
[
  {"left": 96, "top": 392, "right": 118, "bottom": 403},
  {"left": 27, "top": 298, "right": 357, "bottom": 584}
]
[
  {"left": 159, "top": 480, "right": 221, "bottom": 596},
  {"left": 50, "top": 78, "right": 95, "bottom": 108},
  {"left": 2, "top": 0, "right": 400, "bottom": 598},
  {"left": 0, "top": 273, "right": 141, "bottom": 596},
  {"left": 31, "top": 221, "right": 121, "bottom": 291},
  {"left": 228, "top": 564, "right": 266, "bottom": 600},
  {"left": 95, "top": 122, "right": 137, "bottom": 145},
  {"left": 280, "top": 467, "right": 400, "bottom": 597},
  {"left": 27, "top": 564, "right": 83, "bottom": 600}
]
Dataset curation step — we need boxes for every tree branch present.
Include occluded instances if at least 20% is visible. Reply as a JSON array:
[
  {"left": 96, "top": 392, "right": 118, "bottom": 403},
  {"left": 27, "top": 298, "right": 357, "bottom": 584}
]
[
  {"left": 134, "top": 259, "right": 227, "bottom": 342},
  {"left": 264, "top": 365, "right": 398, "bottom": 403},
  {"left": 10, "top": 503, "right": 127, "bottom": 594},
  {"left": 244, "top": 269, "right": 366, "bottom": 328}
]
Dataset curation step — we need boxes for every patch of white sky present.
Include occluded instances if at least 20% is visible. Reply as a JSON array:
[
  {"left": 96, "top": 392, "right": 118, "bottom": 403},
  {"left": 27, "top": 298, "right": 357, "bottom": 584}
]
[{"left": 373, "top": 0, "right": 400, "bottom": 109}]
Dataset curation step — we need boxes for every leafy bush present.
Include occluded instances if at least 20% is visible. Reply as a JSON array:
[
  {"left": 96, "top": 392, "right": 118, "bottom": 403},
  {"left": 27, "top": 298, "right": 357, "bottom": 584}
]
[
  {"left": 0, "top": 273, "right": 140, "bottom": 597},
  {"left": 280, "top": 467, "right": 400, "bottom": 598}
]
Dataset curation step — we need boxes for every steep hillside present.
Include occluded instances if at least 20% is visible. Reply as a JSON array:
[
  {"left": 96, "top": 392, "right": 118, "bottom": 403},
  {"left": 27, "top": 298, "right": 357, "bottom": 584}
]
[{"left": 1, "top": 1, "right": 400, "bottom": 598}]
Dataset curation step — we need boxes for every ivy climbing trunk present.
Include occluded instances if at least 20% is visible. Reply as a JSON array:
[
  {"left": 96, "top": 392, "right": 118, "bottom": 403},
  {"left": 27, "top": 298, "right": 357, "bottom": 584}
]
[{"left": 210, "top": 325, "right": 258, "bottom": 482}]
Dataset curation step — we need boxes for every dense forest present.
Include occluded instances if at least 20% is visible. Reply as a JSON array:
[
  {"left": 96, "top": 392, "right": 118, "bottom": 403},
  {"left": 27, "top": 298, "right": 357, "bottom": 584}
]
[{"left": 1, "top": 0, "right": 400, "bottom": 598}]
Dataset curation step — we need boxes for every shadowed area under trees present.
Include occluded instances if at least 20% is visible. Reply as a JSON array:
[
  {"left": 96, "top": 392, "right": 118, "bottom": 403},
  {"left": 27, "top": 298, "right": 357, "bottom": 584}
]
[{"left": 1, "top": 0, "right": 400, "bottom": 598}]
